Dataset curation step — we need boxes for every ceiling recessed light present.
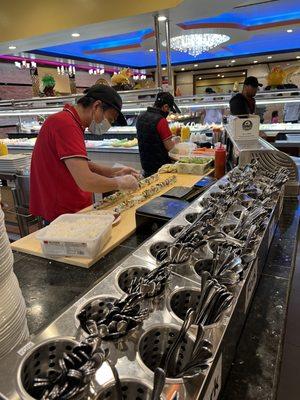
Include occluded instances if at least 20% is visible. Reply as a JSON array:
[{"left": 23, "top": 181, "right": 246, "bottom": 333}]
[
  {"left": 8, "top": 45, "right": 16, "bottom": 50},
  {"left": 217, "top": 74, "right": 220, "bottom": 77},
  {"left": 157, "top": 15, "right": 167, "bottom": 21},
  {"left": 267, "top": 56, "right": 272, "bottom": 59},
  {"left": 199, "top": 77, "right": 202, "bottom": 80},
  {"left": 253, "top": 60, "right": 258, "bottom": 63},
  {"left": 231, "top": 59, "right": 236, "bottom": 63},
  {"left": 243, "top": 72, "right": 246, "bottom": 75},
  {"left": 194, "top": 64, "right": 198, "bottom": 67},
  {"left": 287, "top": 29, "right": 293, "bottom": 33},
  {"left": 149, "top": 48, "right": 154, "bottom": 52},
  {"left": 181, "top": 67, "right": 185, "bottom": 71},
  {"left": 71, "top": 32, "right": 80, "bottom": 37},
  {"left": 296, "top": 56, "right": 300, "bottom": 59},
  {"left": 215, "top": 64, "right": 220, "bottom": 68},
  {"left": 221, "top": 75, "right": 225, "bottom": 78}
]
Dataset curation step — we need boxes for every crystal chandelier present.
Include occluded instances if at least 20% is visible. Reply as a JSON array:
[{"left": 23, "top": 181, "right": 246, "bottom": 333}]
[{"left": 162, "top": 33, "right": 230, "bottom": 57}]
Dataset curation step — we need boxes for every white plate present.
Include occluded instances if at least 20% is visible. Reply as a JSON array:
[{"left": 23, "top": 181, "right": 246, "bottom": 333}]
[
  {"left": 0, "top": 275, "right": 22, "bottom": 305},
  {"left": 0, "top": 262, "right": 13, "bottom": 281},
  {"left": 0, "top": 307, "right": 26, "bottom": 338},
  {"left": 0, "top": 294, "right": 24, "bottom": 319},
  {"left": 0, "top": 322, "right": 28, "bottom": 356},
  {"left": 0, "top": 305, "right": 26, "bottom": 334}
]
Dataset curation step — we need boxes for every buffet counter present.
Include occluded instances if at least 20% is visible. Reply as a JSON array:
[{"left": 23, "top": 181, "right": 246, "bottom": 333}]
[
  {"left": 0, "top": 163, "right": 298, "bottom": 400},
  {"left": 11, "top": 172, "right": 210, "bottom": 268}
]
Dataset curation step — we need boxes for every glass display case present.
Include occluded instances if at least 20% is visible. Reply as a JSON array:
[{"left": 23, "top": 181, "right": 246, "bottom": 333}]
[{"left": 1, "top": 88, "right": 299, "bottom": 160}]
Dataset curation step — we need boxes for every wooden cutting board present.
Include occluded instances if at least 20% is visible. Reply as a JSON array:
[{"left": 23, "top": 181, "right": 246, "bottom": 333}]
[{"left": 11, "top": 172, "right": 213, "bottom": 268}]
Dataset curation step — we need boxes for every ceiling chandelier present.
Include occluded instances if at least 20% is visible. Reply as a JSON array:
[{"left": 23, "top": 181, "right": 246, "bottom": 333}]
[{"left": 163, "top": 33, "right": 230, "bottom": 57}]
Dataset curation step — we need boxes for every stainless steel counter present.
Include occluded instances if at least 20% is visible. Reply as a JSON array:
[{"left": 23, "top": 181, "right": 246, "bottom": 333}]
[{"left": 0, "top": 165, "right": 285, "bottom": 400}]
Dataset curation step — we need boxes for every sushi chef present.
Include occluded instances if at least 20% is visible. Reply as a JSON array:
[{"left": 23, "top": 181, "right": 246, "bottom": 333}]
[
  {"left": 230, "top": 76, "right": 263, "bottom": 115},
  {"left": 30, "top": 85, "right": 139, "bottom": 223},
  {"left": 136, "top": 92, "right": 180, "bottom": 177}
]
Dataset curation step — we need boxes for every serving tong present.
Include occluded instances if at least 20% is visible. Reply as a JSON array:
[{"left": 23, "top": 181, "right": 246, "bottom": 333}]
[
  {"left": 77, "top": 292, "right": 149, "bottom": 340},
  {"left": 32, "top": 337, "right": 107, "bottom": 400},
  {"left": 128, "top": 264, "right": 171, "bottom": 298}
]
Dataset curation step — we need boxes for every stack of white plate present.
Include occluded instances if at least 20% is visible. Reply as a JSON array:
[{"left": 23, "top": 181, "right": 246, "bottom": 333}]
[
  {"left": 0, "top": 206, "right": 29, "bottom": 359},
  {"left": 0, "top": 154, "right": 31, "bottom": 173}
]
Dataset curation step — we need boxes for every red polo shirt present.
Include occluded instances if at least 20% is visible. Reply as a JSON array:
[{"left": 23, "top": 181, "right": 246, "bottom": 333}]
[{"left": 30, "top": 104, "right": 93, "bottom": 222}]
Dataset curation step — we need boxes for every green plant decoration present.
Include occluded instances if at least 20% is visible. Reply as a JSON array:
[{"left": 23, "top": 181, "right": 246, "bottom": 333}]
[{"left": 42, "top": 74, "right": 56, "bottom": 88}]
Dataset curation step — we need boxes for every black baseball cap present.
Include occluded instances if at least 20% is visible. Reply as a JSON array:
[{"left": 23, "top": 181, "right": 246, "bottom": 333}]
[
  {"left": 244, "top": 76, "right": 263, "bottom": 88},
  {"left": 155, "top": 92, "right": 181, "bottom": 114},
  {"left": 83, "top": 84, "right": 127, "bottom": 126}
]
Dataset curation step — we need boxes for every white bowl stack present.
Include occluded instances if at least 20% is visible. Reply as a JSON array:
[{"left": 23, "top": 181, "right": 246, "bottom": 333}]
[
  {"left": 0, "top": 204, "right": 29, "bottom": 359},
  {"left": 0, "top": 154, "right": 31, "bottom": 173}
]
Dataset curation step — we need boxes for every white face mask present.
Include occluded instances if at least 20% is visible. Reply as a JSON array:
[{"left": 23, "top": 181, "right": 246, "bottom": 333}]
[{"left": 89, "top": 118, "right": 111, "bottom": 135}]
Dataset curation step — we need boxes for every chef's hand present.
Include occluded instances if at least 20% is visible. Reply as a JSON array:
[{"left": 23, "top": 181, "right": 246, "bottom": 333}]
[
  {"left": 115, "top": 175, "right": 139, "bottom": 191},
  {"left": 114, "top": 166, "right": 141, "bottom": 179}
]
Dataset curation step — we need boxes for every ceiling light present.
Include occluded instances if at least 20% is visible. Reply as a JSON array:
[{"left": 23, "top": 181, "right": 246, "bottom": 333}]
[
  {"left": 215, "top": 64, "right": 220, "bottom": 68},
  {"left": 267, "top": 56, "right": 272, "bottom": 59},
  {"left": 199, "top": 77, "right": 202, "bottom": 80},
  {"left": 231, "top": 59, "right": 236, "bottom": 63},
  {"left": 157, "top": 15, "right": 167, "bottom": 22},
  {"left": 162, "top": 67, "right": 166, "bottom": 70},
  {"left": 194, "top": 64, "right": 198, "bottom": 67},
  {"left": 149, "top": 48, "right": 154, "bottom": 52},
  {"left": 8, "top": 45, "right": 16, "bottom": 50},
  {"left": 253, "top": 60, "right": 258, "bottom": 63},
  {"left": 221, "top": 75, "right": 225, "bottom": 78},
  {"left": 217, "top": 74, "right": 220, "bottom": 77},
  {"left": 243, "top": 72, "right": 246, "bottom": 75},
  {"left": 287, "top": 29, "right": 293, "bottom": 33},
  {"left": 162, "top": 33, "right": 230, "bottom": 57},
  {"left": 181, "top": 68, "right": 185, "bottom": 71},
  {"left": 296, "top": 56, "right": 300, "bottom": 59},
  {"left": 71, "top": 32, "right": 80, "bottom": 37}
]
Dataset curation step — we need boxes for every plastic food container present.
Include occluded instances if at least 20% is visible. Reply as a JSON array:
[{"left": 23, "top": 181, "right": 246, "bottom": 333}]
[
  {"left": 36, "top": 214, "right": 114, "bottom": 258},
  {"left": 169, "top": 142, "right": 197, "bottom": 161},
  {"left": 176, "top": 158, "right": 213, "bottom": 174}
]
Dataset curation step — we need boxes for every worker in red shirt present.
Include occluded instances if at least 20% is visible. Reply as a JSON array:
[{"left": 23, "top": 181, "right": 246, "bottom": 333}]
[
  {"left": 136, "top": 92, "right": 180, "bottom": 177},
  {"left": 30, "top": 85, "right": 139, "bottom": 222}
]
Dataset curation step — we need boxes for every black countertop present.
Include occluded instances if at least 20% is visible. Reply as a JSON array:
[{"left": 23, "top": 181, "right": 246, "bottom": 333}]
[{"left": 12, "top": 199, "right": 299, "bottom": 399}]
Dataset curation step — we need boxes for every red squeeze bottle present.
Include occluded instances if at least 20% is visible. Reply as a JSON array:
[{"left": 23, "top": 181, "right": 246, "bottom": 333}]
[{"left": 215, "top": 144, "right": 226, "bottom": 179}]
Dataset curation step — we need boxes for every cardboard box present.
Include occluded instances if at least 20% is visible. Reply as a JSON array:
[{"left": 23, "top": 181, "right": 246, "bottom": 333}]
[{"left": 227, "top": 115, "right": 260, "bottom": 140}]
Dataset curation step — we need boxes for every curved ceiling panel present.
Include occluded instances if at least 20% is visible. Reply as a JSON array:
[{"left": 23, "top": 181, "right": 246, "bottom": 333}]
[
  {"left": 1, "top": 0, "right": 300, "bottom": 68},
  {"left": 0, "top": 0, "right": 183, "bottom": 42}
]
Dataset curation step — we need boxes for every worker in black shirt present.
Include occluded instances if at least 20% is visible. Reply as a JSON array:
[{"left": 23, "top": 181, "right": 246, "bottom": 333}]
[
  {"left": 230, "top": 76, "right": 263, "bottom": 115},
  {"left": 136, "top": 92, "right": 180, "bottom": 177}
]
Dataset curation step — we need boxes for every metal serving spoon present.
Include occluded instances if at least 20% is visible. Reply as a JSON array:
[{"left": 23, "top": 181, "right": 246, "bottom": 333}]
[
  {"left": 107, "top": 360, "right": 122, "bottom": 400},
  {"left": 151, "top": 367, "right": 166, "bottom": 400},
  {"left": 160, "top": 308, "right": 195, "bottom": 376}
]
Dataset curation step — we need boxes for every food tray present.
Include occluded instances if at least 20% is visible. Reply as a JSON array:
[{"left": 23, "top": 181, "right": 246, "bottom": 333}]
[
  {"left": 176, "top": 158, "right": 213, "bottom": 175},
  {"left": 36, "top": 214, "right": 113, "bottom": 258}
]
